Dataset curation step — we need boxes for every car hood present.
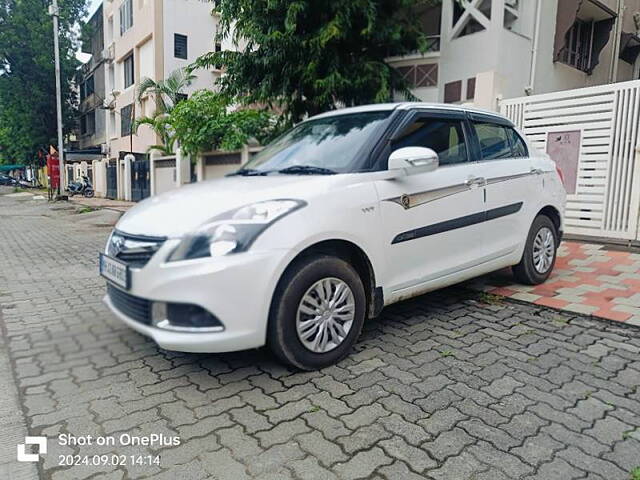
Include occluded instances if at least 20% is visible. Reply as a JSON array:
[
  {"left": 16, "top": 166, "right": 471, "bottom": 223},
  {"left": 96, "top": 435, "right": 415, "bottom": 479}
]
[{"left": 116, "top": 175, "right": 347, "bottom": 238}]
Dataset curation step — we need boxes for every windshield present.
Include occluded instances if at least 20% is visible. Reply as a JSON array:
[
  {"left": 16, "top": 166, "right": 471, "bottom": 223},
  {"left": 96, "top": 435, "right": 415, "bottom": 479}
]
[{"left": 242, "top": 111, "right": 391, "bottom": 174}]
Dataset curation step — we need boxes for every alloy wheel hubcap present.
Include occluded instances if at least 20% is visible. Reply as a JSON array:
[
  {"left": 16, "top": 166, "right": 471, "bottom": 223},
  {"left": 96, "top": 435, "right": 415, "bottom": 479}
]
[
  {"left": 532, "top": 227, "right": 555, "bottom": 273},
  {"left": 296, "top": 277, "right": 355, "bottom": 353}
]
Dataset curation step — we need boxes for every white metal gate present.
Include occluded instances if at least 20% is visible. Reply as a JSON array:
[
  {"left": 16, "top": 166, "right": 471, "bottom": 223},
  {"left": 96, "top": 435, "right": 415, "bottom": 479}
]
[{"left": 500, "top": 80, "right": 640, "bottom": 242}]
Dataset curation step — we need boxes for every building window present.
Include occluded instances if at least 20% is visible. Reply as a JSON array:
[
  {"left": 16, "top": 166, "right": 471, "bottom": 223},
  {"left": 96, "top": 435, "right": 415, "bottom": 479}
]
[
  {"left": 444, "top": 80, "right": 462, "bottom": 103},
  {"left": 86, "top": 111, "right": 95, "bottom": 135},
  {"left": 85, "top": 75, "right": 94, "bottom": 98},
  {"left": 123, "top": 53, "right": 134, "bottom": 88},
  {"left": 80, "top": 76, "right": 94, "bottom": 102},
  {"left": 214, "top": 42, "right": 223, "bottom": 53},
  {"left": 466, "top": 77, "right": 476, "bottom": 100},
  {"left": 559, "top": 19, "right": 594, "bottom": 72},
  {"left": 79, "top": 111, "right": 95, "bottom": 136},
  {"left": 119, "top": 0, "right": 133, "bottom": 35},
  {"left": 174, "top": 34, "right": 188, "bottom": 59},
  {"left": 120, "top": 104, "right": 133, "bottom": 137}
]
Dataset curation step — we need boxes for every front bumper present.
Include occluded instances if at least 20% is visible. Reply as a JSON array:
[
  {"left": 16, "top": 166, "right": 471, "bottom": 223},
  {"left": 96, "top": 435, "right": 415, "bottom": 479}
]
[{"left": 103, "top": 239, "right": 291, "bottom": 353}]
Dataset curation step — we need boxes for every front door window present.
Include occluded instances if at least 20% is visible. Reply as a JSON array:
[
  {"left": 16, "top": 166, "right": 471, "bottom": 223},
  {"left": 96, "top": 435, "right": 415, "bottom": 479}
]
[{"left": 392, "top": 118, "right": 468, "bottom": 166}]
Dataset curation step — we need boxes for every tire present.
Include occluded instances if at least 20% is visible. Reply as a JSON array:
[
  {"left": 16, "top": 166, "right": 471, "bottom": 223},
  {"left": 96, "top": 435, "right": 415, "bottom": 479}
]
[
  {"left": 513, "top": 214, "right": 558, "bottom": 285},
  {"left": 83, "top": 189, "right": 94, "bottom": 198},
  {"left": 268, "top": 255, "right": 366, "bottom": 370}
]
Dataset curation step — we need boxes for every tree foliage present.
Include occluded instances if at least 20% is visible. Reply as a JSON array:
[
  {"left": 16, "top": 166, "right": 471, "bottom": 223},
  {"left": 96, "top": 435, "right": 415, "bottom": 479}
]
[
  {"left": 134, "top": 68, "right": 196, "bottom": 154},
  {"left": 0, "top": 0, "right": 87, "bottom": 164},
  {"left": 136, "top": 69, "right": 196, "bottom": 113},
  {"left": 169, "top": 90, "right": 275, "bottom": 156},
  {"left": 193, "top": 0, "right": 436, "bottom": 123}
]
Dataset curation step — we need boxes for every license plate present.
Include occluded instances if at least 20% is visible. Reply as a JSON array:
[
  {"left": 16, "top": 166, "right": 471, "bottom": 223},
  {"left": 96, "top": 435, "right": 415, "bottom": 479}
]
[{"left": 99, "top": 253, "right": 130, "bottom": 290}]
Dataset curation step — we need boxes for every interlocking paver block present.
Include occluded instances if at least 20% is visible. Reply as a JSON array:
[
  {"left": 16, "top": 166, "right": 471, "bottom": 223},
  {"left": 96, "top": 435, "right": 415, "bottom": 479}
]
[
  {"left": 380, "top": 435, "right": 437, "bottom": 473},
  {"left": 1, "top": 192, "right": 639, "bottom": 479},
  {"left": 337, "top": 423, "right": 392, "bottom": 454},
  {"left": 333, "top": 447, "right": 392, "bottom": 480}
]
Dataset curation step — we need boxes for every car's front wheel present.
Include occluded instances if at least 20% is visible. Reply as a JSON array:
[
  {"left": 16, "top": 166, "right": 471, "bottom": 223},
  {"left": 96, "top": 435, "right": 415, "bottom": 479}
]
[
  {"left": 513, "top": 214, "right": 558, "bottom": 285},
  {"left": 268, "top": 255, "right": 366, "bottom": 370}
]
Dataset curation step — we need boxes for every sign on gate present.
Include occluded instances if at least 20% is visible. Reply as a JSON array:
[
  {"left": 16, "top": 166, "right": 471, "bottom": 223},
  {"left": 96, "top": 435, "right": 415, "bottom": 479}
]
[
  {"left": 546, "top": 131, "right": 581, "bottom": 195},
  {"left": 500, "top": 80, "right": 640, "bottom": 242}
]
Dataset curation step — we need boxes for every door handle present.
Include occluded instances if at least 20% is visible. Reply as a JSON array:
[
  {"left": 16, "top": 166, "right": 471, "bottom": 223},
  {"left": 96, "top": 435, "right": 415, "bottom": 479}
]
[
  {"left": 530, "top": 168, "right": 544, "bottom": 175},
  {"left": 465, "top": 176, "right": 486, "bottom": 187}
]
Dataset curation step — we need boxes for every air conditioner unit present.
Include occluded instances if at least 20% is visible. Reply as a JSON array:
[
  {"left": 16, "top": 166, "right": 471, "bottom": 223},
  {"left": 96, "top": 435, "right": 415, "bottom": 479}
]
[
  {"left": 101, "top": 143, "right": 110, "bottom": 155},
  {"left": 102, "top": 43, "right": 115, "bottom": 62}
]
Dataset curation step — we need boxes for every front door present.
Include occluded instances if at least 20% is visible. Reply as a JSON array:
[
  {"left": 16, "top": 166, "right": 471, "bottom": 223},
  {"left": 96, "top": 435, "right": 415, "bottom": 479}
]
[{"left": 375, "top": 111, "right": 487, "bottom": 296}]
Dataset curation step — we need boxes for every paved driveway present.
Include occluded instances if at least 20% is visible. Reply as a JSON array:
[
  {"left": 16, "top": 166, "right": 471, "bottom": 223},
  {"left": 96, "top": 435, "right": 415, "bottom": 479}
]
[{"left": 0, "top": 192, "right": 639, "bottom": 480}]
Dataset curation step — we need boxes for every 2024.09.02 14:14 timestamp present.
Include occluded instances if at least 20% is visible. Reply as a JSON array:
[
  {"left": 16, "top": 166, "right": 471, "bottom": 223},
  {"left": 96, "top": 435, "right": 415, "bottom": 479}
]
[{"left": 58, "top": 454, "right": 161, "bottom": 467}]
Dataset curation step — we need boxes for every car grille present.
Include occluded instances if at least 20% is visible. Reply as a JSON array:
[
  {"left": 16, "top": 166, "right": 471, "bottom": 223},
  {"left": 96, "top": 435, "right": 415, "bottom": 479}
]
[
  {"left": 107, "top": 230, "right": 166, "bottom": 268},
  {"left": 107, "top": 283, "right": 152, "bottom": 325}
]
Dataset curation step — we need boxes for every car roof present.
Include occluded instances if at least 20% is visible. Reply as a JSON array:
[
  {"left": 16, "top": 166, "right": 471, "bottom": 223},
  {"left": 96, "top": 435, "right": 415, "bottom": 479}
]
[{"left": 309, "top": 102, "right": 509, "bottom": 123}]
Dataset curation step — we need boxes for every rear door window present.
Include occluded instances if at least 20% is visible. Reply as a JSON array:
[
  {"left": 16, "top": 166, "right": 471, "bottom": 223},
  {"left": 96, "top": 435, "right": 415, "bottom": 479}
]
[
  {"left": 473, "top": 122, "right": 513, "bottom": 160},
  {"left": 507, "top": 128, "right": 528, "bottom": 158}
]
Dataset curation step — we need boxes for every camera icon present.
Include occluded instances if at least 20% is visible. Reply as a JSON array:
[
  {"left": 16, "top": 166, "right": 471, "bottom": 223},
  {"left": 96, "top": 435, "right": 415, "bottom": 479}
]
[{"left": 17, "top": 436, "right": 47, "bottom": 462}]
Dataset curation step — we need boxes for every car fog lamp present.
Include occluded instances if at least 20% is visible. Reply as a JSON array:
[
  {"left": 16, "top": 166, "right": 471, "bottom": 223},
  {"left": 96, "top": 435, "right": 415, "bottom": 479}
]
[{"left": 151, "top": 302, "right": 168, "bottom": 326}]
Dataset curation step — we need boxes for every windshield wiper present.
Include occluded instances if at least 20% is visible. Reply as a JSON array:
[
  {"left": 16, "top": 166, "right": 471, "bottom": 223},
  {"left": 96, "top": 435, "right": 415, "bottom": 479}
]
[
  {"left": 277, "top": 165, "right": 337, "bottom": 175},
  {"left": 227, "top": 168, "right": 269, "bottom": 177}
]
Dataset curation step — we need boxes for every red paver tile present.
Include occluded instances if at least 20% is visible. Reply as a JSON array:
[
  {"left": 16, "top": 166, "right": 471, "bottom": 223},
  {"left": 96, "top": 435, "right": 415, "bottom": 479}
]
[
  {"left": 469, "top": 241, "right": 640, "bottom": 325},
  {"left": 593, "top": 309, "right": 633, "bottom": 322},
  {"left": 534, "top": 297, "right": 570, "bottom": 309},
  {"left": 581, "top": 296, "right": 618, "bottom": 308},
  {"left": 489, "top": 287, "right": 518, "bottom": 297}
]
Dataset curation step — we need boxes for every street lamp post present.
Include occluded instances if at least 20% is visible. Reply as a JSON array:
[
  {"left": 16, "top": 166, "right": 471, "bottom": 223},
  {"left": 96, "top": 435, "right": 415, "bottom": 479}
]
[{"left": 49, "top": 0, "right": 65, "bottom": 195}]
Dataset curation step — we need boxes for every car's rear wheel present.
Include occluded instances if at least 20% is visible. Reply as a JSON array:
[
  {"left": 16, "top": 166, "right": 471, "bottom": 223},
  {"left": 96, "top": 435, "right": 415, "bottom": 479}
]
[
  {"left": 513, "top": 214, "right": 558, "bottom": 285},
  {"left": 268, "top": 255, "right": 366, "bottom": 370}
]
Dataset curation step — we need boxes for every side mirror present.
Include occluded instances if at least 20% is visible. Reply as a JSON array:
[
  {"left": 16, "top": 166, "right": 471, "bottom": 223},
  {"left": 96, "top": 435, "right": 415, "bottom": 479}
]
[{"left": 388, "top": 147, "right": 439, "bottom": 175}]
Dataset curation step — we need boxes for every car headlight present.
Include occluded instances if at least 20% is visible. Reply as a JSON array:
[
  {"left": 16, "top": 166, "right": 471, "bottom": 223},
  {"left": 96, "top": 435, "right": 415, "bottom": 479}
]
[{"left": 167, "top": 199, "right": 306, "bottom": 261}]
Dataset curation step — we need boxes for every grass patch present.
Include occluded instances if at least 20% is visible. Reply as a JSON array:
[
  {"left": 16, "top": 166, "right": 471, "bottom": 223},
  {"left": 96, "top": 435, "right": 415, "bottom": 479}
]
[
  {"left": 551, "top": 315, "right": 569, "bottom": 325},
  {"left": 439, "top": 350, "right": 455, "bottom": 358},
  {"left": 629, "top": 466, "right": 640, "bottom": 480},
  {"left": 309, "top": 405, "right": 320, "bottom": 413},
  {"left": 76, "top": 206, "right": 96, "bottom": 214},
  {"left": 12, "top": 186, "right": 27, "bottom": 193},
  {"left": 478, "top": 292, "right": 503, "bottom": 305}
]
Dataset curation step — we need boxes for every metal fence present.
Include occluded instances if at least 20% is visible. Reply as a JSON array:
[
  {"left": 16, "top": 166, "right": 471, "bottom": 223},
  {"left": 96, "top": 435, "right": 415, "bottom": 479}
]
[{"left": 501, "top": 80, "right": 640, "bottom": 242}]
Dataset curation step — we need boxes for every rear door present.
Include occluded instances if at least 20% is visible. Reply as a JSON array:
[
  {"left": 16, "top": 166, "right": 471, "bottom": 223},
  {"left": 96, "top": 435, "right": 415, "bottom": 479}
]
[
  {"left": 374, "top": 110, "right": 488, "bottom": 294},
  {"left": 468, "top": 114, "right": 538, "bottom": 260}
]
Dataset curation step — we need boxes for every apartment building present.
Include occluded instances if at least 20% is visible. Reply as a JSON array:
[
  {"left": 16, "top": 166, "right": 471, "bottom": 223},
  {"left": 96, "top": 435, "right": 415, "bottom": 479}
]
[
  {"left": 77, "top": 5, "right": 107, "bottom": 153},
  {"left": 101, "top": 0, "right": 232, "bottom": 162},
  {"left": 390, "top": 0, "right": 640, "bottom": 109}
]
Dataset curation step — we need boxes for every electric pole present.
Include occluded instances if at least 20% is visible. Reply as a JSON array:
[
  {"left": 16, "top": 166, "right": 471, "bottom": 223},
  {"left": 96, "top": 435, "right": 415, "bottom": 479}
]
[{"left": 49, "top": 0, "right": 65, "bottom": 195}]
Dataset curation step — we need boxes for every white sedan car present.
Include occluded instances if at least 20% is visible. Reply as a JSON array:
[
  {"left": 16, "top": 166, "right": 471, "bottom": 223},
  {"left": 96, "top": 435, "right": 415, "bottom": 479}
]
[{"left": 101, "top": 103, "right": 566, "bottom": 370}]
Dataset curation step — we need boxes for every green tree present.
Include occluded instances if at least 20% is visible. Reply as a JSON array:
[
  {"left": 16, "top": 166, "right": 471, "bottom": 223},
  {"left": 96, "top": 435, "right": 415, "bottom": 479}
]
[
  {"left": 136, "top": 68, "right": 196, "bottom": 113},
  {"left": 134, "top": 68, "right": 196, "bottom": 154},
  {"left": 0, "top": 0, "right": 87, "bottom": 164},
  {"left": 193, "top": 0, "right": 436, "bottom": 123},
  {"left": 169, "top": 90, "right": 275, "bottom": 156}
]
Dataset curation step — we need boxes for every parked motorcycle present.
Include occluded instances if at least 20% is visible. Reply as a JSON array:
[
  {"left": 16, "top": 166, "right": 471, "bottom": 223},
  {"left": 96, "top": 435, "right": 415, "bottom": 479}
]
[
  {"left": 0, "top": 174, "right": 17, "bottom": 186},
  {"left": 67, "top": 175, "right": 95, "bottom": 198}
]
